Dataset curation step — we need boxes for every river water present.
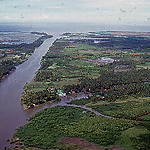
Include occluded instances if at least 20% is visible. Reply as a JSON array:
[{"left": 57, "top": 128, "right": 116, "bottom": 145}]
[{"left": 0, "top": 23, "right": 102, "bottom": 149}]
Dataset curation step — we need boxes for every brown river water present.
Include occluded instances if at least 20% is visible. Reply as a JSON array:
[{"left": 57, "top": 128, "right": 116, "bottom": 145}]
[
  {"left": 0, "top": 34, "right": 112, "bottom": 149},
  {"left": 0, "top": 36, "right": 58, "bottom": 149}
]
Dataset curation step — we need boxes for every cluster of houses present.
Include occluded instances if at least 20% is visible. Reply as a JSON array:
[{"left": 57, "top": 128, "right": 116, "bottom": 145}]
[
  {"left": 84, "top": 57, "right": 119, "bottom": 66},
  {"left": 48, "top": 88, "right": 66, "bottom": 97}
]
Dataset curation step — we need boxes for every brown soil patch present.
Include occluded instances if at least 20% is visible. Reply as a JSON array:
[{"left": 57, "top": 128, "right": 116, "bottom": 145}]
[{"left": 60, "top": 137, "right": 123, "bottom": 150}]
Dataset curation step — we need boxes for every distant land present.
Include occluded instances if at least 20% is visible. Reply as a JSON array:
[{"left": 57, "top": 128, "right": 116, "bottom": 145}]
[{"left": 0, "top": 31, "right": 53, "bottom": 83}]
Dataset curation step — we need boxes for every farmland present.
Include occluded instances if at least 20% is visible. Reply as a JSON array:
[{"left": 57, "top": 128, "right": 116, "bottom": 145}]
[
  {"left": 14, "top": 31, "right": 150, "bottom": 150},
  {"left": 23, "top": 31, "right": 150, "bottom": 107}
]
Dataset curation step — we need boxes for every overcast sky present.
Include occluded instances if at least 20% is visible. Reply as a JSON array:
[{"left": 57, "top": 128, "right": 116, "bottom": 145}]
[{"left": 0, "top": 0, "right": 150, "bottom": 26}]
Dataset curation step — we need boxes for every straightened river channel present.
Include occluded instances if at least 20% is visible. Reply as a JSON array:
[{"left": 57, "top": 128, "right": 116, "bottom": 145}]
[{"left": 0, "top": 34, "right": 112, "bottom": 149}]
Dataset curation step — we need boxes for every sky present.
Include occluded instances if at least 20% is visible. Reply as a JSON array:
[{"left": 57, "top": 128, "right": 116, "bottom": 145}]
[{"left": 0, "top": 0, "right": 150, "bottom": 26}]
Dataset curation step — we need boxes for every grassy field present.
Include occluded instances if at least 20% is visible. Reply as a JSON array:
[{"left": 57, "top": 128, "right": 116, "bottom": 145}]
[{"left": 24, "top": 80, "right": 52, "bottom": 92}]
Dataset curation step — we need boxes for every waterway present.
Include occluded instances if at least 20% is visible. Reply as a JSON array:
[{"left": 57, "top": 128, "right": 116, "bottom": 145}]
[{"left": 0, "top": 35, "right": 58, "bottom": 149}]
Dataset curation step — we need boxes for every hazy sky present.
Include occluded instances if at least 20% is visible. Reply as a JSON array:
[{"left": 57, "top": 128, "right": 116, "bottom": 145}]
[{"left": 0, "top": 0, "right": 150, "bottom": 26}]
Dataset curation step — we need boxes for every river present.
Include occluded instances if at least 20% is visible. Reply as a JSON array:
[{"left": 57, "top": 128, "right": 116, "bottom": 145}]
[{"left": 0, "top": 35, "right": 59, "bottom": 149}]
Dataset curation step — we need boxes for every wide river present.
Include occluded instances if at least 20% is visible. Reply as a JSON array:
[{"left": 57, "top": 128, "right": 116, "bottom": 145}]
[{"left": 1, "top": 25, "right": 126, "bottom": 148}]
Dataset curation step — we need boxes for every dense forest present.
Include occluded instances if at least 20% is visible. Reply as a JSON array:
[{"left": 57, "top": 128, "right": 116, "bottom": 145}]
[
  {"left": 21, "top": 88, "right": 60, "bottom": 109},
  {"left": 63, "top": 69, "right": 150, "bottom": 101}
]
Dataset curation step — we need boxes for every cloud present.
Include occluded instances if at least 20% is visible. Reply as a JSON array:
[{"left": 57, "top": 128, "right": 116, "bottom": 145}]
[
  {"left": 3, "top": 16, "right": 11, "bottom": 20},
  {"left": 42, "top": 14, "right": 49, "bottom": 20},
  {"left": 0, "top": 0, "right": 149, "bottom": 26}
]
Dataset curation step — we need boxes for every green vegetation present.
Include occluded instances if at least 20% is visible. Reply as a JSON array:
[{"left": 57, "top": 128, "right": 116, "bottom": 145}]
[
  {"left": 67, "top": 97, "right": 92, "bottom": 105},
  {"left": 25, "top": 31, "right": 150, "bottom": 107},
  {"left": 90, "top": 97, "right": 150, "bottom": 121},
  {"left": 33, "top": 32, "right": 150, "bottom": 96},
  {"left": 64, "top": 69, "right": 150, "bottom": 102},
  {"left": 21, "top": 88, "right": 61, "bottom": 110},
  {"left": 13, "top": 106, "right": 138, "bottom": 149}
]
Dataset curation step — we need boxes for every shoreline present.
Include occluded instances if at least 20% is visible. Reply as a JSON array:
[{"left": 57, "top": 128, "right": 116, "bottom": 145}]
[{"left": 1, "top": 69, "right": 16, "bottom": 81}]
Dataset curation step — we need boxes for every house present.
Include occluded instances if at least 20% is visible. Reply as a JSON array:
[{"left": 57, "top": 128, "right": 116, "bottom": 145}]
[{"left": 57, "top": 90, "right": 66, "bottom": 97}]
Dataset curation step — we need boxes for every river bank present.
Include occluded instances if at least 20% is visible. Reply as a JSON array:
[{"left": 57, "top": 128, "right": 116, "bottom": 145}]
[
  {"left": 4, "top": 93, "right": 92, "bottom": 149},
  {"left": 0, "top": 33, "right": 96, "bottom": 149},
  {"left": 11, "top": 105, "right": 137, "bottom": 150}
]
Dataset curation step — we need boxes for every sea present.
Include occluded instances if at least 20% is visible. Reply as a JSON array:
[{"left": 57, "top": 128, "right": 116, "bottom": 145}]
[{"left": 0, "top": 22, "right": 149, "bottom": 35}]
